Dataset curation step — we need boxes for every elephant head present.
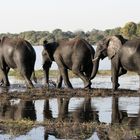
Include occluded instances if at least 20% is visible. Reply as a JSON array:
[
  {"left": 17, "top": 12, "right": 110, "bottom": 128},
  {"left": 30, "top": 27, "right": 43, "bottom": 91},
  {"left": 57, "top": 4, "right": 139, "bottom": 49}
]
[
  {"left": 42, "top": 40, "right": 58, "bottom": 87},
  {"left": 90, "top": 35, "right": 127, "bottom": 79}
]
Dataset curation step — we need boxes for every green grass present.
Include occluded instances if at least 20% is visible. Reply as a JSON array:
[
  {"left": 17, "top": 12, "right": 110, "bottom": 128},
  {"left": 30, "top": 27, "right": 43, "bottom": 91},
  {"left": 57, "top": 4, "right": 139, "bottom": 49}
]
[
  {"left": 3, "top": 69, "right": 136, "bottom": 80},
  {"left": 8, "top": 69, "right": 77, "bottom": 79}
]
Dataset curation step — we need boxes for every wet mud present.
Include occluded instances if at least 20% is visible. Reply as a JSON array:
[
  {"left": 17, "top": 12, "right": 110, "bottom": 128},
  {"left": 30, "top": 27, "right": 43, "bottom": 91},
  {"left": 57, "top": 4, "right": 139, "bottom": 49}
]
[{"left": 0, "top": 86, "right": 139, "bottom": 101}]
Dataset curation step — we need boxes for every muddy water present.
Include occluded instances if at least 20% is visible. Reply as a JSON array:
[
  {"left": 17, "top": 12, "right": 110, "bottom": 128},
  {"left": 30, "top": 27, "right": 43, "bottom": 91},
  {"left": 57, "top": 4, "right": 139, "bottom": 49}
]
[{"left": 0, "top": 96, "right": 140, "bottom": 139}]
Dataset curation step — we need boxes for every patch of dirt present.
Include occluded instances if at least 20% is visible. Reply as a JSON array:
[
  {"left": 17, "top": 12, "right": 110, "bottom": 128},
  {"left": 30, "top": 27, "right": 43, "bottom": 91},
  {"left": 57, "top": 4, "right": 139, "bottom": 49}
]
[{"left": 0, "top": 87, "right": 139, "bottom": 100}]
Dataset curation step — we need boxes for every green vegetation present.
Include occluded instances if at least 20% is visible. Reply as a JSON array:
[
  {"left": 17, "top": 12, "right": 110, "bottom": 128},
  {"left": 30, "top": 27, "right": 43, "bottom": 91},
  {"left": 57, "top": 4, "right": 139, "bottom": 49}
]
[
  {"left": 7, "top": 69, "right": 136, "bottom": 80},
  {"left": 7, "top": 69, "right": 77, "bottom": 80},
  {"left": 1, "top": 21, "right": 140, "bottom": 46},
  {"left": 121, "top": 22, "right": 137, "bottom": 39}
]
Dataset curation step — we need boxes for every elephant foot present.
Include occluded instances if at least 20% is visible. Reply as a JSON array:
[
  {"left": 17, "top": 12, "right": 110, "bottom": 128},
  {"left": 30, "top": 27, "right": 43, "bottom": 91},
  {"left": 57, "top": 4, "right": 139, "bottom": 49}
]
[
  {"left": 0, "top": 82, "right": 3, "bottom": 86},
  {"left": 67, "top": 86, "right": 73, "bottom": 89},
  {"left": 56, "top": 84, "right": 62, "bottom": 88},
  {"left": 56, "top": 82, "right": 62, "bottom": 88},
  {"left": 84, "top": 81, "right": 92, "bottom": 89},
  {"left": 111, "top": 77, "right": 120, "bottom": 88},
  {"left": 117, "top": 83, "right": 120, "bottom": 88},
  {"left": 1, "top": 82, "right": 10, "bottom": 87},
  {"left": 112, "top": 87, "right": 119, "bottom": 93}
]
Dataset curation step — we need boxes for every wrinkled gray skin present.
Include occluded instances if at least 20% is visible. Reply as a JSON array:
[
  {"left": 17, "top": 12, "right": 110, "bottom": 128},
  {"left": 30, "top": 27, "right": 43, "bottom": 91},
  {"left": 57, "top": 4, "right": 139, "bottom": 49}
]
[
  {"left": 91, "top": 35, "right": 140, "bottom": 91},
  {"left": 0, "top": 36, "right": 36, "bottom": 88},
  {"left": 42, "top": 38, "right": 95, "bottom": 89}
]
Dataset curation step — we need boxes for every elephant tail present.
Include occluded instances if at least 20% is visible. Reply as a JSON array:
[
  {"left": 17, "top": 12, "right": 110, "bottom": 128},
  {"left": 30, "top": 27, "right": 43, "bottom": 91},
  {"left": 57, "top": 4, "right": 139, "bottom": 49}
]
[{"left": 32, "top": 71, "right": 37, "bottom": 83}]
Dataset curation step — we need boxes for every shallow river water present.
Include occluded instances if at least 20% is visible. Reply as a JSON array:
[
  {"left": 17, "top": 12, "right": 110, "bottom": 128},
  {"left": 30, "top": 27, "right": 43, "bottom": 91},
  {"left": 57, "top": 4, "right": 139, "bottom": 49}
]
[
  {"left": 0, "top": 95, "right": 140, "bottom": 140},
  {"left": 0, "top": 74, "right": 140, "bottom": 140}
]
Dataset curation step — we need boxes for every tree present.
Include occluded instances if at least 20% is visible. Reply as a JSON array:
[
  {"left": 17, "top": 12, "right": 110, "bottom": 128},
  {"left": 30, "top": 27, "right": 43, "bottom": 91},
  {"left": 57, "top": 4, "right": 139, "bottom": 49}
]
[
  {"left": 136, "top": 22, "right": 140, "bottom": 37},
  {"left": 121, "top": 22, "right": 137, "bottom": 39},
  {"left": 74, "top": 30, "right": 86, "bottom": 39}
]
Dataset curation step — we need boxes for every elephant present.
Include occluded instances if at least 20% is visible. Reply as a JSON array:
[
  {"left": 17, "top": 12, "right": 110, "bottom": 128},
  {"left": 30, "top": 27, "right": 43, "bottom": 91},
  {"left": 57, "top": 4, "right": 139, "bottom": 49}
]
[
  {"left": 0, "top": 99, "right": 36, "bottom": 121},
  {"left": 91, "top": 34, "right": 140, "bottom": 91},
  {"left": 111, "top": 96, "right": 140, "bottom": 129},
  {"left": 0, "top": 36, "right": 36, "bottom": 88},
  {"left": 42, "top": 38, "right": 95, "bottom": 88}
]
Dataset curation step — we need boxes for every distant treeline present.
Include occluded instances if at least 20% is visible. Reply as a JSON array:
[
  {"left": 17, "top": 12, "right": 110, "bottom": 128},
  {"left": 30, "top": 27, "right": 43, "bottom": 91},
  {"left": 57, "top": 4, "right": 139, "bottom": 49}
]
[{"left": 0, "top": 21, "right": 140, "bottom": 45}]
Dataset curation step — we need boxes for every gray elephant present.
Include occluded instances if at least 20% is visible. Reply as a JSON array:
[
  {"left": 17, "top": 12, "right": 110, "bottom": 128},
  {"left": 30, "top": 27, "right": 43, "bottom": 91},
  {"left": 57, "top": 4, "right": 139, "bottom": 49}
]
[
  {"left": 0, "top": 36, "right": 36, "bottom": 88},
  {"left": 42, "top": 38, "right": 95, "bottom": 88},
  {"left": 91, "top": 35, "right": 140, "bottom": 91}
]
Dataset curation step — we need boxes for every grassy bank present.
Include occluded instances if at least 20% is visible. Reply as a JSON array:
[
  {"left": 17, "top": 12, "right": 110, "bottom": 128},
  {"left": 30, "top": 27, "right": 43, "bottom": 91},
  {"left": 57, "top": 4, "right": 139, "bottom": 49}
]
[{"left": 7, "top": 69, "right": 136, "bottom": 79}]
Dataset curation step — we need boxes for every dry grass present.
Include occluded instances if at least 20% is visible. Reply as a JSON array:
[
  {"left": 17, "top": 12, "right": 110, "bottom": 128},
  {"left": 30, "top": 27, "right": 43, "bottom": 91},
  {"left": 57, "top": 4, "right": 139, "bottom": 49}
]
[{"left": 0, "top": 119, "right": 140, "bottom": 139}]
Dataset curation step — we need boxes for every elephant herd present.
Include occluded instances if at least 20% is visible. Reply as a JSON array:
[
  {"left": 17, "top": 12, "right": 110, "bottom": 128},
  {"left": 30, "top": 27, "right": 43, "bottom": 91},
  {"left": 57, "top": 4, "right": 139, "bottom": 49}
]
[{"left": 1, "top": 35, "right": 140, "bottom": 91}]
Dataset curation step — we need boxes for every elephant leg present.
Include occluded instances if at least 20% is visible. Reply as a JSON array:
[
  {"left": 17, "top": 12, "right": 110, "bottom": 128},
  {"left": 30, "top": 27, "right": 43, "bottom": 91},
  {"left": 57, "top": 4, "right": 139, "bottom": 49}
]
[
  {"left": 24, "top": 76, "right": 34, "bottom": 88},
  {"left": 138, "top": 75, "right": 140, "bottom": 93},
  {"left": 111, "top": 67, "right": 127, "bottom": 88},
  {"left": 72, "top": 65, "right": 91, "bottom": 88},
  {"left": 0, "top": 67, "right": 10, "bottom": 85},
  {"left": 0, "top": 67, "right": 10, "bottom": 86},
  {"left": 112, "top": 71, "right": 119, "bottom": 91},
  {"left": 55, "top": 57, "right": 73, "bottom": 88},
  {"left": 118, "top": 67, "right": 127, "bottom": 77},
  {"left": 57, "top": 74, "right": 63, "bottom": 88},
  {"left": 59, "top": 67, "right": 73, "bottom": 88},
  {"left": 111, "top": 63, "right": 119, "bottom": 91},
  {"left": 84, "top": 65, "right": 92, "bottom": 79},
  {"left": 20, "top": 68, "right": 34, "bottom": 88}
]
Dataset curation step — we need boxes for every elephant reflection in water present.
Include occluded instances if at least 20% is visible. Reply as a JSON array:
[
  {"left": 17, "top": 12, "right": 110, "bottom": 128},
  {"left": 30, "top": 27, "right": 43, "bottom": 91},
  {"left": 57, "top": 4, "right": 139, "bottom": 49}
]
[
  {"left": 111, "top": 96, "right": 140, "bottom": 128},
  {"left": 43, "top": 97, "right": 99, "bottom": 122},
  {"left": 96, "top": 97, "right": 140, "bottom": 140},
  {"left": 98, "top": 96, "right": 140, "bottom": 140},
  {"left": 43, "top": 97, "right": 99, "bottom": 139},
  {"left": 43, "top": 98, "right": 53, "bottom": 120},
  {"left": 72, "top": 97, "right": 99, "bottom": 123},
  {"left": 0, "top": 99, "right": 36, "bottom": 121},
  {"left": 43, "top": 98, "right": 69, "bottom": 121}
]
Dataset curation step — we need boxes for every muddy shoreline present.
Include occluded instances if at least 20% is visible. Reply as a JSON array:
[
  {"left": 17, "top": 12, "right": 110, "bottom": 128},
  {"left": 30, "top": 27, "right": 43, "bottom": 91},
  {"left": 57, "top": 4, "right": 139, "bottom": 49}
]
[{"left": 0, "top": 87, "right": 139, "bottom": 100}]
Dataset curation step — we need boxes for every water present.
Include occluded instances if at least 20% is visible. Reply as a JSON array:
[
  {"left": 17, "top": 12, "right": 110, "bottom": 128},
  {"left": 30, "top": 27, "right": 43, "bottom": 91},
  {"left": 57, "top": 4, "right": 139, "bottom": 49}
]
[
  {"left": 0, "top": 74, "right": 138, "bottom": 93},
  {"left": 34, "top": 46, "right": 111, "bottom": 70},
  {"left": 0, "top": 97, "right": 139, "bottom": 124},
  {"left": 0, "top": 96, "right": 140, "bottom": 139}
]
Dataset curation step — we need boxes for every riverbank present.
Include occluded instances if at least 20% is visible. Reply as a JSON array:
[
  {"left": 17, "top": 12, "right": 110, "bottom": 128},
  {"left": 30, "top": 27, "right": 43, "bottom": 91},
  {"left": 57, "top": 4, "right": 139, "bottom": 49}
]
[
  {"left": 0, "top": 88, "right": 139, "bottom": 101},
  {"left": 8, "top": 69, "right": 137, "bottom": 79}
]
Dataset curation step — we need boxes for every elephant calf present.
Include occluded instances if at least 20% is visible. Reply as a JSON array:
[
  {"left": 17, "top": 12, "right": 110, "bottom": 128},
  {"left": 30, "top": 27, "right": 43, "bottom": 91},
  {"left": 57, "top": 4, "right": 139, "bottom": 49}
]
[
  {"left": 0, "top": 36, "right": 36, "bottom": 88},
  {"left": 42, "top": 38, "right": 95, "bottom": 89}
]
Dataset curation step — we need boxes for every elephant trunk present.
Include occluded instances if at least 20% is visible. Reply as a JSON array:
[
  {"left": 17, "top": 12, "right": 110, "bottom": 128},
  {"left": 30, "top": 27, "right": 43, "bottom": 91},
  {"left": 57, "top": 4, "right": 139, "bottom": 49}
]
[{"left": 90, "top": 56, "right": 100, "bottom": 80}]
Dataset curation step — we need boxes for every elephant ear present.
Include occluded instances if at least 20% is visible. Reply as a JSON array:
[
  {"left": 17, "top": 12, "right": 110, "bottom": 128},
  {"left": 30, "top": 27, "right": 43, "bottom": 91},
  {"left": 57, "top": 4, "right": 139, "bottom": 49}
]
[
  {"left": 107, "top": 36, "right": 122, "bottom": 59},
  {"left": 43, "top": 40, "right": 48, "bottom": 49}
]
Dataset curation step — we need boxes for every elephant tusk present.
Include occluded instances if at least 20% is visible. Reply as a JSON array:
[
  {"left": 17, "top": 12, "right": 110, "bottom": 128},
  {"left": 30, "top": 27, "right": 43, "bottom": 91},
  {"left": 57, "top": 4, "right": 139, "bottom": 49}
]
[{"left": 92, "top": 57, "right": 99, "bottom": 62}]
